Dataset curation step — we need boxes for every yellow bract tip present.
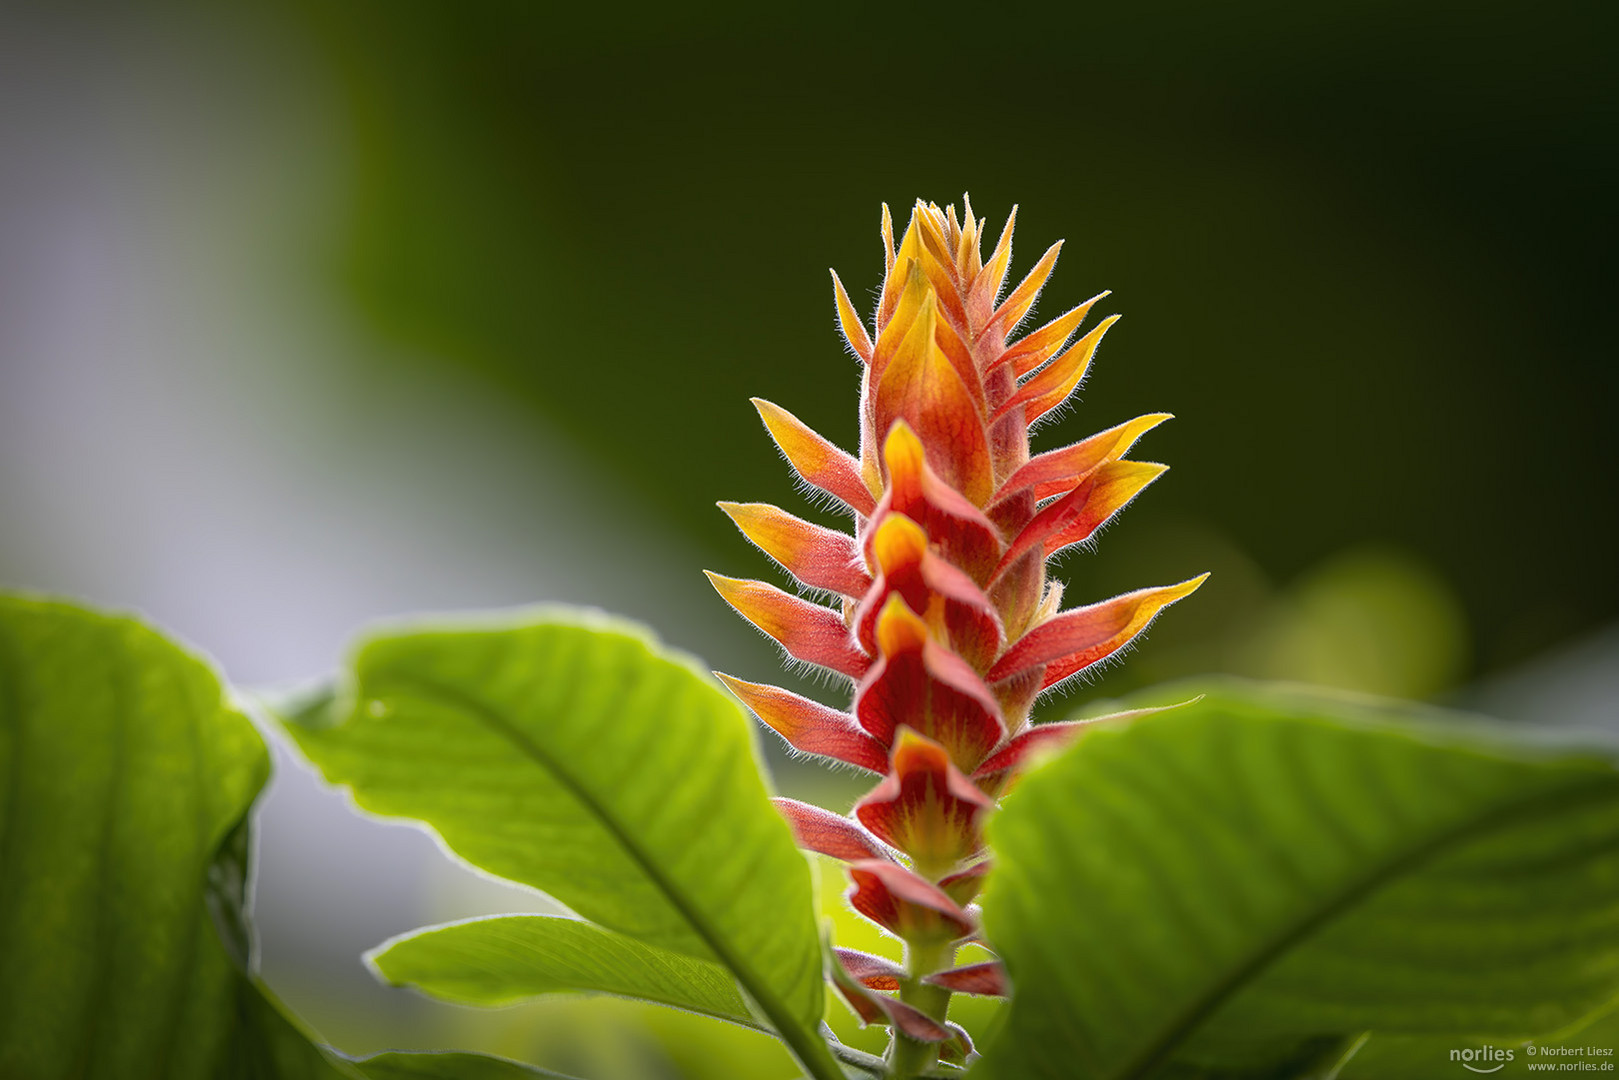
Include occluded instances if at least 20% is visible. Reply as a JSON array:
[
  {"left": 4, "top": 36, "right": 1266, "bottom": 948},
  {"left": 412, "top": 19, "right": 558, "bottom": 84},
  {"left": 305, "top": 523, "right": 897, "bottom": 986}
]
[
  {"left": 874, "top": 592, "right": 930, "bottom": 655},
  {"left": 870, "top": 513, "right": 928, "bottom": 574}
]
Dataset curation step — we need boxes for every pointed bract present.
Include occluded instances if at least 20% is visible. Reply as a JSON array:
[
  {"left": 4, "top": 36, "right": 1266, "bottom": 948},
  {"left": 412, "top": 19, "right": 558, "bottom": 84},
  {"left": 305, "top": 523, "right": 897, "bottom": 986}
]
[
  {"left": 994, "top": 460, "right": 1168, "bottom": 578},
  {"left": 716, "top": 673, "right": 888, "bottom": 774},
  {"left": 994, "top": 314, "right": 1120, "bottom": 424},
  {"left": 831, "top": 270, "right": 874, "bottom": 363},
  {"left": 880, "top": 422, "right": 1002, "bottom": 580},
  {"left": 718, "top": 501, "right": 870, "bottom": 598},
  {"left": 857, "top": 512, "right": 1001, "bottom": 664},
  {"left": 988, "top": 575, "right": 1210, "bottom": 685},
  {"left": 938, "top": 861, "right": 991, "bottom": 906},
  {"left": 940, "top": 1023, "right": 977, "bottom": 1066},
  {"left": 991, "top": 291, "right": 1110, "bottom": 377},
  {"left": 969, "top": 205, "right": 1017, "bottom": 317},
  {"left": 773, "top": 798, "right": 889, "bottom": 862},
  {"left": 873, "top": 293, "right": 993, "bottom": 505},
  {"left": 997, "top": 413, "right": 1172, "bottom": 502},
  {"left": 990, "top": 240, "right": 1062, "bottom": 334},
  {"left": 834, "top": 947, "right": 906, "bottom": 992},
  {"left": 855, "top": 596, "right": 1005, "bottom": 769},
  {"left": 705, "top": 572, "right": 870, "bottom": 679},
  {"left": 847, "top": 860, "right": 975, "bottom": 944},
  {"left": 855, "top": 728, "right": 993, "bottom": 874},
  {"left": 830, "top": 962, "right": 954, "bottom": 1042},
  {"left": 923, "top": 961, "right": 1007, "bottom": 997},
  {"left": 752, "top": 398, "right": 876, "bottom": 516}
]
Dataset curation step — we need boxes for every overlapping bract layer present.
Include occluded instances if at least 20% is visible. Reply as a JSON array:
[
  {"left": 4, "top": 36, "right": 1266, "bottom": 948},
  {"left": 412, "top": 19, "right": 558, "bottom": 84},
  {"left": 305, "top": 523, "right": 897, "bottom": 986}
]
[{"left": 710, "top": 198, "right": 1205, "bottom": 1059}]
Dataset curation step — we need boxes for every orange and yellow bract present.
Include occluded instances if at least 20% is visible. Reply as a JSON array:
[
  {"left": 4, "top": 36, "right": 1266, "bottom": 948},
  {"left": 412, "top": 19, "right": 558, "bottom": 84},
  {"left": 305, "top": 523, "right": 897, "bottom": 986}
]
[{"left": 709, "top": 197, "right": 1206, "bottom": 1074}]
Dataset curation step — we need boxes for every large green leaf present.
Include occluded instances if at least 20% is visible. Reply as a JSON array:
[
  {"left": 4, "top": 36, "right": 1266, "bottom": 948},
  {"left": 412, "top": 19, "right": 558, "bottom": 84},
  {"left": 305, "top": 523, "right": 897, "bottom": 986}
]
[
  {"left": 1339, "top": 1000, "right": 1619, "bottom": 1079},
  {"left": 351, "top": 1051, "right": 578, "bottom": 1080},
  {"left": 0, "top": 595, "right": 356, "bottom": 1079},
  {"left": 977, "top": 681, "right": 1619, "bottom": 1080},
  {"left": 369, "top": 914, "right": 759, "bottom": 1029},
  {"left": 280, "top": 609, "right": 837, "bottom": 1080}
]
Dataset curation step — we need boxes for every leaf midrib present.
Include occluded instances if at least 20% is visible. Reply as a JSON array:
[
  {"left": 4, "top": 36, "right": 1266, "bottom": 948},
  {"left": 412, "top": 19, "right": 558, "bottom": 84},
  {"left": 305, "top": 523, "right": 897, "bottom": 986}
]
[
  {"left": 384, "top": 918, "right": 768, "bottom": 1031},
  {"left": 369, "top": 673, "right": 836, "bottom": 1080},
  {"left": 1114, "top": 769, "right": 1619, "bottom": 1080},
  {"left": 76, "top": 620, "right": 135, "bottom": 1079}
]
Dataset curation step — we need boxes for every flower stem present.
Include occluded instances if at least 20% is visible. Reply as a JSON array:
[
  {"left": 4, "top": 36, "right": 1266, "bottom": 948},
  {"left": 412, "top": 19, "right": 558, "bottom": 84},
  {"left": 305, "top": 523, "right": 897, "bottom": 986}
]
[{"left": 887, "top": 939, "right": 955, "bottom": 1080}]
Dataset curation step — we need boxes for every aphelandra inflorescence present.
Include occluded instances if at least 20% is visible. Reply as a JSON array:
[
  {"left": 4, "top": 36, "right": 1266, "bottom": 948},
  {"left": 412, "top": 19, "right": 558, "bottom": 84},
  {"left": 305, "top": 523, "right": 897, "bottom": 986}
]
[{"left": 708, "top": 198, "right": 1206, "bottom": 1076}]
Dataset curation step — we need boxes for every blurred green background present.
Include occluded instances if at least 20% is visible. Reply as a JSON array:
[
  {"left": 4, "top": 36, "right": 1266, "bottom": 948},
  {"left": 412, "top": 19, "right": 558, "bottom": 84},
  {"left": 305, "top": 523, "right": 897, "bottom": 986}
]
[
  {"left": 328, "top": 0, "right": 1616, "bottom": 695},
  {"left": 1, "top": 1, "right": 1614, "bottom": 1076}
]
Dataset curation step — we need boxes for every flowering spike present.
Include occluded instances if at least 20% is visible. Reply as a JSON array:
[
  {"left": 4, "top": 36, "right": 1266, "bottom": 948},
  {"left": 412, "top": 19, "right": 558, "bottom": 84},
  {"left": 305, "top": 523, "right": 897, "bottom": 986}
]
[
  {"left": 712, "top": 199, "right": 1206, "bottom": 1071},
  {"left": 751, "top": 398, "right": 876, "bottom": 516},
  {"left": 772, "top": 798, "right": 890, "bottom": 862},
  {"left": 714, "top": 673, "right": 888, "bottom": 774},
  {"left": 704, "top": 572, "right": 870, "bottom": 679},
  {"left": 717, "top": 501, "right": 870, "bottom": 598}
]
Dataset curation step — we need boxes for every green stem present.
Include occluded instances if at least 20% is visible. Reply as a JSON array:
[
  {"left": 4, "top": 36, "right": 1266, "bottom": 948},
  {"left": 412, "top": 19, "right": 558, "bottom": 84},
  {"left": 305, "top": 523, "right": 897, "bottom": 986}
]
[
  {"left": 887, "top": 939, "right": 956, "bottom": 1080},
  {"left": 785, "top": 1024, "right": 851, "bottom": 1080},
  {"left": 827, "top": 1039, "right": 888, "bottom": 1076}
]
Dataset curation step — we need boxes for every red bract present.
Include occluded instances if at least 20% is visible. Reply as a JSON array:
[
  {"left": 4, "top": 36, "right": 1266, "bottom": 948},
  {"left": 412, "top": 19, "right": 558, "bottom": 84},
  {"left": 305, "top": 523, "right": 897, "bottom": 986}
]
[
  {"left": 709, "top": 197, "right": 1207, "bottom": 1074},
  {"left": 855, "top": 729, "right": 993, "bottom": 876}
]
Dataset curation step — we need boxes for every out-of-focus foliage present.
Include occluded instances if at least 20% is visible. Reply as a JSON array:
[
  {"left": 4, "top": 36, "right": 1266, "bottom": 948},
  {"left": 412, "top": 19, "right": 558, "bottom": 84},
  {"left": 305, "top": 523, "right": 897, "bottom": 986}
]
[
  {"left": 0, "top": 594, "right": 592, "bottom": 1080},
  {"left": 0, "top": 596, "right": 357, "bottom": 1079},
  {"left": 353, "top": 1052, "right": 574, "bottom": 1080},
  {"left": 1341, "top": 1003, "right": 1619, "bottom": 1080},
  {"left": 1128, "top": 543, "right": 1470, "bottom": 700},
  {"left": 1239, "top": 547, "right": 1469, "bottom": 698},
  {"left": 293, "top": 0, "right": 1618, "bottom": 679},
  {"left": 979, "top": 681, "right": 1619, "bottom": 1079}
]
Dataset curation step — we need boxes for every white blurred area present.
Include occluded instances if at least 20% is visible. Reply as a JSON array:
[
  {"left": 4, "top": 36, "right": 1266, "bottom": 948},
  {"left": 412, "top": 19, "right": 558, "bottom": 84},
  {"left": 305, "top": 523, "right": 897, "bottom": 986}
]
[
  {"left": 0, "top": 6, "right": 750, "bottom": 1060},
  {"left": 3, "top": 4, "right": 1615, "bottom": 1071}
]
